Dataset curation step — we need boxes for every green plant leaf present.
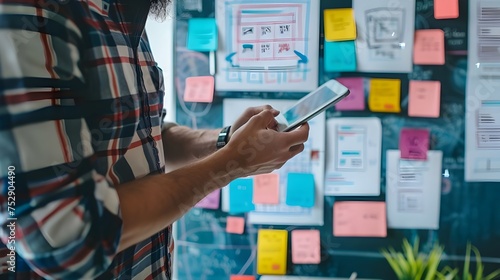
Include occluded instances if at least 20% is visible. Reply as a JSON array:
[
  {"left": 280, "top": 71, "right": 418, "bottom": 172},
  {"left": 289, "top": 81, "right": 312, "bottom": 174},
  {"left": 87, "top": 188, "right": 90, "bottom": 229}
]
[
  {"left": 483, "top": 269, "right": 500, "bottom": 280},
  {"left": 382, "top": 249, "right": 404, "bottom": 279},
  {"left": 464, "top": 243, "right": 471, "bottom": 280},
  {"left": 471, "top": 245, "right": 483, "bottom": 280}
]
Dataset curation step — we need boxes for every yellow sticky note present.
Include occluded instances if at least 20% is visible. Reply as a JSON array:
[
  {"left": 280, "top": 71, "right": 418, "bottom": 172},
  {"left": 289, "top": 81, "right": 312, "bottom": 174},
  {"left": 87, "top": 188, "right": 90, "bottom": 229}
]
[
  {"left": 369, "top": 79, "right": 401, "bottom": 113},
  {"left": 324, "top": 9, "right": 356, "bottom": 41},
  {"left": 257, "top": 229, "right": 288, "bottom": 275}
]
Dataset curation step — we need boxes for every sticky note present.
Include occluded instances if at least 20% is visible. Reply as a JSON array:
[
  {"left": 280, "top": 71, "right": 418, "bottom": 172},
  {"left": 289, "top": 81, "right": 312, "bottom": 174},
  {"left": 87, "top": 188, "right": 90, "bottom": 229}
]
[
  {"left": 399, "top": 128, "right": 430, "bottom": 160},
  {"left": 187, "top": 18, "right": 218, "bottom": 51},
  {"left": 230, "top": 276, "right": 255, "bottom": 280},
  {"left": 335, "top": 77, "right": 365, "bottom": 111},
  {"left": 408, "top": 81, "right": 441, "bottom": 118},
  {"left": 184, "top": 76, "right": 214, "bottom": 103},
  {"left": 291, "top": 230, "right": 321, "bottom": 264},
  {"left": 333, "top": 201, "right": 387, "bottom": 237},
  {"left": 195, "top": 189, "right": 220, "bottom": 209},
  {"left": 324, "top": 40, "right": 357, "bottom": 72},
  {"left": 368, "top": 79, "right": 401, "bottom": 113},
  {"left": 413, "top": 29, "right": 445, "bottom": 65},
  {"left": 434, "top": 0, "right": 459, "bottom": 19},
  {"left": 324, "top": 9, "right": 357, "bottom": 41},
  {"left": 286, "top": 173, "right": 315, "bottom": 208},
  {"left": 253, "top": 173, "right": 280, "bottom": 204},
  {"left": 226, "top": 216, "right": 245, "bottom": 234},
  {"left": 229, "top": 178, "right": 255, "bottom": 214},
  {"left": 257, "top": 229, "right": 288, "bottom": 275}
]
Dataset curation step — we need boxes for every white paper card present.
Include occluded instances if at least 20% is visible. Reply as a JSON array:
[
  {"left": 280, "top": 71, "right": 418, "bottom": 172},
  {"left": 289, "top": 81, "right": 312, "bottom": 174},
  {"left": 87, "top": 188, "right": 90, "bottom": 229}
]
[
  {"left": 353, "top": 0, "right": 415, "bottom": 73},
  {"left": 325, "top": 118, "right": 382, "bottom": 196},
  {"left": 386, "top": 150, "right": 443, "bottom": 229}
]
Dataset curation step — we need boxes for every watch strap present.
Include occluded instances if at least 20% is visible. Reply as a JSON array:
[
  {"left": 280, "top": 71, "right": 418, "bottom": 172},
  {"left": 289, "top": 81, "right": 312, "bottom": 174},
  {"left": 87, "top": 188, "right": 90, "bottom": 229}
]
[{"left": 216, "top": 126, "right": 231, "bottom": 149}]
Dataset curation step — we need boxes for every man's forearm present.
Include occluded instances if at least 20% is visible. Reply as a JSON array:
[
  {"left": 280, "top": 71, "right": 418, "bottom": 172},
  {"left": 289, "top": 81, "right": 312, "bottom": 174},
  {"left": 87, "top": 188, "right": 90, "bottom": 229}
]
[{"left": 162, "top": 125, "right": 219, "bottom": 165}]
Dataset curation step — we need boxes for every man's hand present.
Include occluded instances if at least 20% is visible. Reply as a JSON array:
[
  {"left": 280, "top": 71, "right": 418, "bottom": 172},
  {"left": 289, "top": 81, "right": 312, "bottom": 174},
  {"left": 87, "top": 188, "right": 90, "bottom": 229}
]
[{"left": 229, "top": 105, "right": 280, "bottom": 141}]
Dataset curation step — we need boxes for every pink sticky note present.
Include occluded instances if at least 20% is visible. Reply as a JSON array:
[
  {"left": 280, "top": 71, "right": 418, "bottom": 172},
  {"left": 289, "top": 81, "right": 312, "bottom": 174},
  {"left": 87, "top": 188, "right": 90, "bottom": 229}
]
[
  {"left": 226, "top": 216, "right": 245, "bottom": 234},
  {"left": 333, "top": 201, "right": 387, "bottom": 237},
  {"left": 335, "top": 77, "right": 365, "bottom": 111},
  {"left": 230, "top": 276, "right": 255, "bottom": 280},
  {"left": 408, "top": 81, "right": 441, "bottom": 118},
  {"left": 399, "top": 128, "right": 430, "bottom": 160},
  {"left": 253, "top": 173, "right": 280, "bottom": 205},
  {"left": 414, "top": 29, "right": 445, "bottom": 65},
  {"left": 434, "top": 0, "right": 459, "bottom": 19},
  {"left": 291, "top": 230, "right": 321, "bottom": 264},
  {"left": 183, "top": 76, "right": 214, "bottom": 103},
  {"left": 195, "top": 189, "right": 220, "bottom": 209}
]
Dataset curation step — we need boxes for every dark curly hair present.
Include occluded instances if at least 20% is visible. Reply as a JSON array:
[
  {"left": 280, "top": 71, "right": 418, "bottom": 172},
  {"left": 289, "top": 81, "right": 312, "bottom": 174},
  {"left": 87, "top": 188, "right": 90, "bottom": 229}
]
[{"left": 150, "top": 0, "right": 172, "bottom": 20}]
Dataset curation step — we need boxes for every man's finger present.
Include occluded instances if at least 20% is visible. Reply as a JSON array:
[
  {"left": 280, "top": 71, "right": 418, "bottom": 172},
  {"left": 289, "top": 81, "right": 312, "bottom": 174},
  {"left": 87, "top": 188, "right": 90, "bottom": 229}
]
[
  {"left": 282, "top": 122, "right": 310, "bottom": 146},
  {"left": 250, "top": 110, "right": 278, "bottom": 127}
]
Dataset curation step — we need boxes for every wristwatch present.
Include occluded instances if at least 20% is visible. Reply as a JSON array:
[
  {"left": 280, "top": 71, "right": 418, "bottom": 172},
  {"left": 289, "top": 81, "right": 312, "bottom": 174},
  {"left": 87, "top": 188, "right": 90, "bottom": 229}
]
[{"left": 216, "top": 126, "right": 231, "bottom": 149}]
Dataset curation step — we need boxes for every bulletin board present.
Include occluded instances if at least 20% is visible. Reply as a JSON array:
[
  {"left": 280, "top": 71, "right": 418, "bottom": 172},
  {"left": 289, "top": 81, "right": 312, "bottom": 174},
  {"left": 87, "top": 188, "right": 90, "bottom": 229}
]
[{"left": 171, "top": 0, "right": 500, "bottom": 279}]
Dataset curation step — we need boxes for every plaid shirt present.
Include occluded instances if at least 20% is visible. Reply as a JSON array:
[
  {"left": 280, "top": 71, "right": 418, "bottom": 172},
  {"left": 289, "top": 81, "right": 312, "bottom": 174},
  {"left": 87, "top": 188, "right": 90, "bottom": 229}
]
[{"left": 0, "top": 0, "right": 172, "bottom": 279}]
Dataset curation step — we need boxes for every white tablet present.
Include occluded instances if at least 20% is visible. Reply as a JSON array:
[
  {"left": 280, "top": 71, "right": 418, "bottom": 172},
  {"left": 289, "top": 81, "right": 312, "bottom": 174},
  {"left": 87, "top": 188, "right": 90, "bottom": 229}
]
[{"left": 276, "top": 79, "right": 350, "bottom": 132}]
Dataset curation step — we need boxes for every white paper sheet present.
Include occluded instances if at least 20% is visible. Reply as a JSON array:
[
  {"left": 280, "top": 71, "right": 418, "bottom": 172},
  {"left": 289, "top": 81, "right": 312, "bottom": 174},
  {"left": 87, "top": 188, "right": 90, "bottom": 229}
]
[
  {"left": 324, "top": 118, "right": 382, "bottom": 196},
  {"left": 353, "top": 0, "right": 415, "bottom": 73},
  {"left": 215, "top": 0, "right": 319, "bottom": 92},
  {"left": 465, "top": 0, "right": 500, "bottom": 182},
  {"left": 386, "top": 150, "right": 443, "bottom": 229},
  {"left": 221, "top": 99, "right": 324, "bottom": 225}
]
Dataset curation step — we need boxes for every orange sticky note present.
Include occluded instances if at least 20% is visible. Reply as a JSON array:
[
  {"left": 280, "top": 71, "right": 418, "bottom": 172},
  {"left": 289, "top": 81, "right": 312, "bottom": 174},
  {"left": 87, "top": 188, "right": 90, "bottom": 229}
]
[
  {"left": 434, "top": 0, "right": 459, "bottom": 19},
  {"left": 369, "top": 79, "right": 401, "bottom": 113},
  {"left": 333, "top": 201, "right": 387, "bottom": 237},
  {"left": 408, "top": 81, "right": 441, "bottom": 118},
  {"left": 230, "top": 276, "right": 255, "bottom": 280},
  {"left": 183, "top": 76, "right": 214, "bottom": 103},
  {"left": 253, "top": 173, "right": 280, "bottom": 204},
  {"left": 226, "top": 216, "right": 245, "bottom": 234},
  {"left": 291, "top": 230, "right": 321, "bottom": 264},
  {"left": 413, "top": 29, "right": 445, "bottom": 65}
]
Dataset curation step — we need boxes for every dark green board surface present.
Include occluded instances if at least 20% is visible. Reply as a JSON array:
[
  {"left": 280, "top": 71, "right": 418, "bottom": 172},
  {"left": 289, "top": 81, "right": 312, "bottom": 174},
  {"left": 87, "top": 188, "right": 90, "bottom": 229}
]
[{"left": 171, "top": 0, "right": 500, "bottom": 279}]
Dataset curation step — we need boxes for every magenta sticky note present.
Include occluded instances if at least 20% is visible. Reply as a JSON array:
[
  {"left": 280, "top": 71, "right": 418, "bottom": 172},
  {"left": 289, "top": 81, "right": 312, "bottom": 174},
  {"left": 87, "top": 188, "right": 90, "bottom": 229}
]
[
  {"left": 195, "top": 189, "right": 220, "bottom": 209},
  {"left": 434, "top": 0, "right": 459, "bottom": 19},
  {"left": 399, "top": 128, "right": 430, "bottom": 160},
  {"left": 408, "top": 81, "right": 441, "bottom": 118},
  {"left": 333, "top": 201, "right": 387, "bottom": 237},
  {"left": 335, "top": 77, "right": 365, "bottom": 111},
  {"left": 184, "top": 76, "right": 215, "bottom": 103},
  {"left": 413, "top": 29, "right": 445, "bottom": 65},
  {"left": 291, "top": 230, "right": 321, "bottom": 264},
  {"left": 253, "top": 173, "right": 280, "bottom": 205},
  {"left": 226, "top": 216, "right": 245, "bottom": 234}
]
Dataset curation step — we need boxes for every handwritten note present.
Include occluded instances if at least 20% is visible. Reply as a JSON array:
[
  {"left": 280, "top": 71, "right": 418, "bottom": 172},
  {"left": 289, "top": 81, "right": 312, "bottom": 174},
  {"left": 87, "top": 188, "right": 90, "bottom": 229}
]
[
  {"left": 184, "top": 76, "right": 215, "bottom": 103},
  {"left": 229, "top": 178, "right": 255, "bottom": 214},
  {"left": 369, "top": 79, "right": 401, "bottom": 113},
  {"left": 286, "top": 173, "right": 315, "bottom": 208},
  {"left": 408, "top": 81, "right": 441, "bottom": 118},
  {"left": 335, "top": 77, "right": 365, "bottom": 111},
  {"left": 399, "top": 128, "right": 430, "bottom": 160},
  {"left": 324, "top": 40, "right": 357, "bottom": 72},
  {"left": 226, "top": 216, "right": 245, "bottom": 234},
  {"left": 434, "top": 0, "right": 459, "bottom": 19},
  {"left": 291, "top": 230, "right": 321, "bottom": 264},
  {"left": 324, "top": 8, "right": 357, "bottom": 41},
  {"left": 333, "top": 201, "right": 387, "bottom": 237},
  {"left": 257, "top": 229, "right": 288, "bottom": 275},
  {"left": 413, "top": 29, "right": 445, "bottom": 65},
  {"left": 187, "top": 18, "right": 218, "bottom": 51},
  {"left": 230, "top": 276, "right": 255, "bottom": 280},
  {"left": 253, "top": 173, "right": 280, "bottom": 204},
  {"left": 195, "top": 189, "right": 220, "bottom": 209}
]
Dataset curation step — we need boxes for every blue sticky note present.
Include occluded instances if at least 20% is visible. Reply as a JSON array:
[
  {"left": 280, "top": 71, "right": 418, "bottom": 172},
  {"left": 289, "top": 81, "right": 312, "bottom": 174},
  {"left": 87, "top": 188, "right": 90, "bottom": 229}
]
[
  {"left": 286, "top": 173, "right": 315, "bottom": 207},
  {"left": 229, "top": 178, "right": 255, "bottom": 214},
  {"left": 324, "top": 40, "right": 357, "bottom": 72},
  {"left": 187, "top": 18, "right": 218, "bottom": 52}
]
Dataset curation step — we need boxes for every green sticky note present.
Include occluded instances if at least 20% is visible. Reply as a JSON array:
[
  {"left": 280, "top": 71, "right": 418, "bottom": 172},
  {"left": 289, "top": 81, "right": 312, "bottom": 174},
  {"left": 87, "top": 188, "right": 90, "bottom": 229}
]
[
  {"left": 187, "top": 18, "right": 218, "bottom": 51},
  {"left": 324, "top": 40, "right": 357, "bottom": 72},
  {"left": 286, "top": 173, "right": 315, "bottom": 208}
]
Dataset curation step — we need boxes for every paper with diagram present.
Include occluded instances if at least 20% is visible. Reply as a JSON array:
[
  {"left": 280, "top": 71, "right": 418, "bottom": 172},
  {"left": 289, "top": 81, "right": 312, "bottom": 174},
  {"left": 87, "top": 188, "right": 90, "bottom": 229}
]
[
  {"left": 353, "top": 0, "right": 415, "bottom": 73},
  {"left": 221, "top": 99, "right": 325, "bottom": 225},
  {"left": 386, "top": 150, "right": 442, "bottom": 229},
  {"left": 215, "top": 0, "right": 320, "bottom": 92},
  {"left": 325, "top": 118, "right": 382, "bottom": 196},
  {"left": 465, "top": 0, "right": 500, "bottom": 182}
]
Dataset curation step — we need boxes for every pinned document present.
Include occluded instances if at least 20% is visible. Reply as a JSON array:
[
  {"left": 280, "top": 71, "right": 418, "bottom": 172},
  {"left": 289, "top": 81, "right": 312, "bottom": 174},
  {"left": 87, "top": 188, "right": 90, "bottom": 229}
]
[
  {"left": 291, "top": 230, "right": 321, "bottom": 264},
  {"left": 183, "top": 76, "right": 215, "bottom": 103},
  {"left": 257, "top": 229, "right": 288, "bottom": 275},
  {"left": 399, "top": 128, "right": 430, "bottom": 160},
  {"left": 226, "top": 216, "right": 245, "bottom": 234},
  {"left": 368, "top": 79, "right": 401, "bottom": 113},
  {"left": 324, "top": 9, "right": 357, "bottom": 41},
  {"left": 413, "top": 29, "right": 445, "bottom": 65},
  {"left": 408, "top": 81, "right": 441, "bottom": 118},
  {"left": 253, "top": 173, "right": 280, "bottom": 205},
  {"left": 229, "top": 178, "right": 255, "bottom": 214},
  {"left": 324, "top": 40, "right": 357, "bottom": 72},
  {"left": 333, "top": 201, "right": 387, "bottom": 237},
  {"left": 286, "top": 173, "right": 315, "bottom": 208},
  {"left": 195, "top": 189, "right": 220, "bottom": 209},
  {"left": 187, "top": 18, "right": 218, "bottom": 51},
  {"left": 434, "top": 0, "right": 459, "bottom": 19},
  {"left": 335, "top": 77, "right": 365, "bottom": 111}
]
